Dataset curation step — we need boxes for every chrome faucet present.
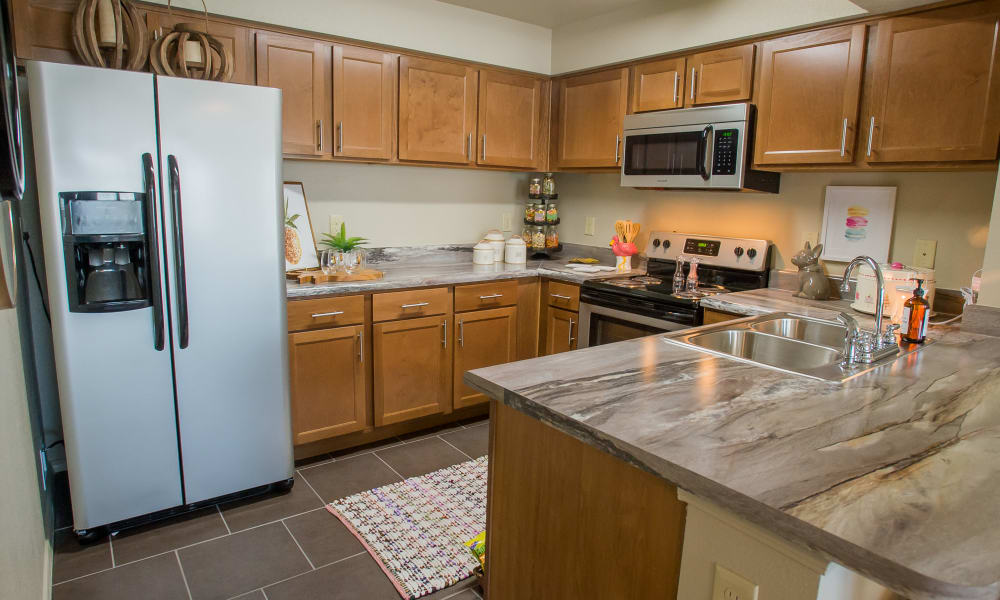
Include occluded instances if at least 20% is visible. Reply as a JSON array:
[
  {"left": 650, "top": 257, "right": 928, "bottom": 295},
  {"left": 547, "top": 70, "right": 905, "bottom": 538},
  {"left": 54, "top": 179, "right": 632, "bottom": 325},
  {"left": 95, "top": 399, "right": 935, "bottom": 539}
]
[{"left": 838, "top": 256, "right": 900, "bottom": 364}]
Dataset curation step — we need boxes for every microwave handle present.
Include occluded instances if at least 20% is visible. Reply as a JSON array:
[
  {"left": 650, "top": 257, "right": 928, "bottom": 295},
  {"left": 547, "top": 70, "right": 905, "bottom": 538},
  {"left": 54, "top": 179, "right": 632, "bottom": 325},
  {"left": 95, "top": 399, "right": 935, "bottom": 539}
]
[{"left": 700, "top": 124, "right": 714, "bottom": 181}]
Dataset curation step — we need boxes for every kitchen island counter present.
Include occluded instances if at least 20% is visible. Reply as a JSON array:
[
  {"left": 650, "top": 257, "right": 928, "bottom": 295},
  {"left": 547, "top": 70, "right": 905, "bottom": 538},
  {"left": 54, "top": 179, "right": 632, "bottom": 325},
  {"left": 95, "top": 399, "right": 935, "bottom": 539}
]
[{"left": 466, "top": 289, "right": 1000, "bottom": 600}]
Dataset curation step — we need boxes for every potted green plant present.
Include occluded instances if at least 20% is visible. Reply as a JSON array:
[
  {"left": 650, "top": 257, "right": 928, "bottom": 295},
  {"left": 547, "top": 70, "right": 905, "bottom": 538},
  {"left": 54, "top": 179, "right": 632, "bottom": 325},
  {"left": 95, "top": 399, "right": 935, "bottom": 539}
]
[{"left": 319, "top": 223, "right": 369, "bottom": 273}]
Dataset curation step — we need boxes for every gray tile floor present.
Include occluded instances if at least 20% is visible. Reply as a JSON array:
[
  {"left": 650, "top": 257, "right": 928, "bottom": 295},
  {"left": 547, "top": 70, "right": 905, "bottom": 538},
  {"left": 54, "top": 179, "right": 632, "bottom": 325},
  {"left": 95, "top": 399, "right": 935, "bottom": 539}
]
[{"left": 51, "top": 418, "right": 489, "bottom": 600}]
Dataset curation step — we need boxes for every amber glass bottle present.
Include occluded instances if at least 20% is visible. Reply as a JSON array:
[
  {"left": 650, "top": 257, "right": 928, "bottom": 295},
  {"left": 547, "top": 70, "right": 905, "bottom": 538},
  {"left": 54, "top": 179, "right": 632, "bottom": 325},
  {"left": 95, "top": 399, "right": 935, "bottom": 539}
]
[{"left": 901, "top": 279, "right": 930, "bottom": 344}]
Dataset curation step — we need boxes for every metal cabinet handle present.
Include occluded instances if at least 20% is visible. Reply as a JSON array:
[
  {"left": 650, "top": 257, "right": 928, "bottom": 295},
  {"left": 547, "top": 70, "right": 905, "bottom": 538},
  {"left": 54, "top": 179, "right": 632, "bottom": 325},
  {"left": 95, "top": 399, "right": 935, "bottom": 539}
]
[
  {"left": 479, "top": 293, "right": 502, "bottom": 300},
  {"left": 442, "top": 319, "right": 448, "bottom": 348},
  {"left": 690, "top": 67, "right": 696, "bottom": 101},
  {"left": 458, "top": 320, "right": 464, "bottom": 347},
  {"left": 568, "top": 317, "right": 575, "bottom": 345},
  {"left": 311, "top": 310, "right": 344, "bottom": 318},
  {"left": 615, "top": 135, "right": 621, "bottom": 164},
  {"left": 337, "top": 121, "right": 343, "bottom": 153},
  {"left": 866, "top": 116, "right": 875, "bottom": 157},
  {"left": 550, "top": 293, "right": 571, "bottom": 300},
  {"left": 672, "top": 71, "right": 679, "bottom": 104},
  {"left": 482, "top": 134, "right": 486, "bottom": 161},
  {"left": 840, "top": 118, "right": 848, "bottom": 157},
  {"left": 357, "top": 330, "right": 363, "bottom": 363},
  {"left": 316, "top": 120, "right": 324, "bottom": 152},
  {"left": 401, "top": 302, "right": 430, "bottom": 309},
  {"left": 467, "top": 133, "right": 473, "bottom": 161}
]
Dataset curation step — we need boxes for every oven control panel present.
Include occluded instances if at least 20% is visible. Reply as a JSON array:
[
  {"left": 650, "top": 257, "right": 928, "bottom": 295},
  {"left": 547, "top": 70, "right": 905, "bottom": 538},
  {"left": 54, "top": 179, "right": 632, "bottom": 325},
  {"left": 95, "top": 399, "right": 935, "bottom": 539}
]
[{"left": 646, "top": 231, "right": 770, "bottom": 271}]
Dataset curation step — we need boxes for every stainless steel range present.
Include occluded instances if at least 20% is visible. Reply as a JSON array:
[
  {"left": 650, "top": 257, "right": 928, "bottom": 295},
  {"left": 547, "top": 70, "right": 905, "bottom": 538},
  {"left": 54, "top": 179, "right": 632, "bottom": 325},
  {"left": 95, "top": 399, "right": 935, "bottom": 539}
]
[{"left": 579, "top": 232, "right": 772, "bottom": 348}]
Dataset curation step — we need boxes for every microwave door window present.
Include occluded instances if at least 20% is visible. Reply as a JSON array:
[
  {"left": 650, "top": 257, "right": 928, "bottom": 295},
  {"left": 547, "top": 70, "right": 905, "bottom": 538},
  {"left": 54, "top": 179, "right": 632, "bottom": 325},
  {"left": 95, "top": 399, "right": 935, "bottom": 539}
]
[{"left": 625, "top": 131, "right": 704, "bottom": 176}]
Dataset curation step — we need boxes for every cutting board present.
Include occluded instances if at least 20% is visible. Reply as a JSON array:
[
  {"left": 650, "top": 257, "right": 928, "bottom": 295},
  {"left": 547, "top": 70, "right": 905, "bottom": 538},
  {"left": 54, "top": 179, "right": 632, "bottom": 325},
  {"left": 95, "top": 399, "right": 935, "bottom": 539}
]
[{"left": 286, "top": 268, "right": 384, "bottom": 284}]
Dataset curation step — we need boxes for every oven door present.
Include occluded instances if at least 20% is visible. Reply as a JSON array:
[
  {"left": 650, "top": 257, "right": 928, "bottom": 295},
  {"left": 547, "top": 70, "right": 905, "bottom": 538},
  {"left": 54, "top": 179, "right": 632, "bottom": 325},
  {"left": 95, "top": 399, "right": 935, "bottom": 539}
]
[
  {"left": 621, "top": 121, "right": 745, "bottom": 189},
  {"left": 578, "top": 302, "right": 692, "bottom": 349}
]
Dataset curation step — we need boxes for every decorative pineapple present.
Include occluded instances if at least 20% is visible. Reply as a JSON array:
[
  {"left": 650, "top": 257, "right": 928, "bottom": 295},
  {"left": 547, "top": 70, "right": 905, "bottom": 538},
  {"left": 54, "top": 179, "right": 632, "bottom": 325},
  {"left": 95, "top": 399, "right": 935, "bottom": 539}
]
[{"left": 284, "top": 200, "right": 303, "bottom": 265}]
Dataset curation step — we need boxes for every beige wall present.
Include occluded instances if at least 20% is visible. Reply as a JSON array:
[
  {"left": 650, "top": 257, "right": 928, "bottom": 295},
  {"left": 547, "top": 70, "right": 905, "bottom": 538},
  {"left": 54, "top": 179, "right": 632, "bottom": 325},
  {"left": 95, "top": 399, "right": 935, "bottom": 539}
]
[
  {"left": 978, "top": 165, "right": 1000, "bottom": 307},
  {"left": 283, "top": 160, "right": 529, "bottom": 247},
  {"left": 550, "top": 0, "right": 864, "bottom": 74},
  {"left": 556, "top": 170, "right": 997, "bottom": 290},
  {"left": 0, "top": 308, "right": 50, "bottom": 600},
  {"left": 148, "top": 0, "right": 552, "bottom": 74}
]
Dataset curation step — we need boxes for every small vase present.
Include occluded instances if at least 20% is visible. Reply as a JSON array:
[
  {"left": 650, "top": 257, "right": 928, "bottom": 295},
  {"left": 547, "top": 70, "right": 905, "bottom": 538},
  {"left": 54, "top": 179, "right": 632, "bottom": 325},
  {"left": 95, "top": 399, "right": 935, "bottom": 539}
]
[{"left": 616, "top": 255, "right": 632, "bottom": 272}]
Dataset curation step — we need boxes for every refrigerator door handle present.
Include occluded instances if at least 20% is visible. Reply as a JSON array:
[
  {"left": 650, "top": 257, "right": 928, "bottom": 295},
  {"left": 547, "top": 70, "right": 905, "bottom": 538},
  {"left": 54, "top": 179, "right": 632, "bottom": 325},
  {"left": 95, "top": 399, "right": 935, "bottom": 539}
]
[
  {"left": 142, "top": 153, "right": 165, "bottom": 351},
  {"left": 167, "top": 154, "right": 190, "bottom": 349}
]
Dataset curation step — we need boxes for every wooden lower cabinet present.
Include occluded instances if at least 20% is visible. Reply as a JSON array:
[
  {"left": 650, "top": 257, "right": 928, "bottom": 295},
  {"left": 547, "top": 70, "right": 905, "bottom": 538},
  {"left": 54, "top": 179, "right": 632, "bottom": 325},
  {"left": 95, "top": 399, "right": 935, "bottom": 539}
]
[
  {"left": 454, "top": 306, "right": 517, "bottom": 409},
  {"left": 545, "top": 306, "right": 578, "bottom": 355},
  {"left": 702, "top": 309, "right": 743, "bottom": 325},
  {"left": 373, "top": 314, "right": 452, "bottom": 426},
  {"left": 288, "top": 324, "right": 367, "bottom": 445}
]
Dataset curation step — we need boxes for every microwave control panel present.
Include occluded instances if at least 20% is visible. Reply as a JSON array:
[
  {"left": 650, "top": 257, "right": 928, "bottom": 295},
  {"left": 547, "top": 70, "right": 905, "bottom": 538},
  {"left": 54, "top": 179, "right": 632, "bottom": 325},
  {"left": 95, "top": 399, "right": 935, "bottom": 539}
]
[{"left": 712, "top": 129, "right": 739, "bottom": 175}]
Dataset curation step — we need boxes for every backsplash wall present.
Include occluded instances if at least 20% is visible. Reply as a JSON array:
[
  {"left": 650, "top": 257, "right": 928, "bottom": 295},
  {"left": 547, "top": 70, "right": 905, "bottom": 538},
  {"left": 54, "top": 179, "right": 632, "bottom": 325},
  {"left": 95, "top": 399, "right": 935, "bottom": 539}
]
[
  {"left": 556, "top": 170, "right": 998, "bottom": 290},
  {"left": 282, "top": 160, "right": 528, "bottom": 247}
]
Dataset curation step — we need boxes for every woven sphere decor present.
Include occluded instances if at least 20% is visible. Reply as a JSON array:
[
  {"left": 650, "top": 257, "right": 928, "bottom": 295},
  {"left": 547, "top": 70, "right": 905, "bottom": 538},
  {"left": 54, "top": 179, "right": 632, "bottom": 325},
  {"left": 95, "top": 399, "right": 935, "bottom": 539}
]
[
  {"left": 148, "top": 1, "right": 233, "bottom": 82},
  {"left": 72, "top": 0, "right": 149, "bottom": 70}
]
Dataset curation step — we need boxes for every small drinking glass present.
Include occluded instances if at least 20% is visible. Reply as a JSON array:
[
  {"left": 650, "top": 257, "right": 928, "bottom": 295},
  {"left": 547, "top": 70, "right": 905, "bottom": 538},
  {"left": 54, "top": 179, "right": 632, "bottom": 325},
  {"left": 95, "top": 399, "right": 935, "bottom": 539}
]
[{"left": 320, "top": 249, "right": 336, "bottom": 274}]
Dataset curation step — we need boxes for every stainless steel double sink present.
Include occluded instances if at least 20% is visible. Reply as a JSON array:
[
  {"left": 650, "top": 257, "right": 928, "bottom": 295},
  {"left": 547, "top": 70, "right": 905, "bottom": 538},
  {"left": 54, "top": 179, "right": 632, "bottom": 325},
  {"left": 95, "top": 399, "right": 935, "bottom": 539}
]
[{"left": 663, "top": 312, "right": 928, "bottom": 382}]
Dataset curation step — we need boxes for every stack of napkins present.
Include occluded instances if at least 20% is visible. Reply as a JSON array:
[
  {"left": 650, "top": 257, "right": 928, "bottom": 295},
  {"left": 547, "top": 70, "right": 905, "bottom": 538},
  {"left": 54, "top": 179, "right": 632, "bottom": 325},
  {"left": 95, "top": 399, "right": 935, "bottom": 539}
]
[{"left": 562, "top": 263, "right": 616, "bottom": 273}]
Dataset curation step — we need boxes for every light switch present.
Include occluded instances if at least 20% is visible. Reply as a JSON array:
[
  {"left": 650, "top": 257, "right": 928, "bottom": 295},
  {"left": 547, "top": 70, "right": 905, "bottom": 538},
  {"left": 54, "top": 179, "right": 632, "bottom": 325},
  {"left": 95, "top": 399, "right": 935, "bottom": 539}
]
[
  {"left": 585, "top": 216, "right": 596, "bottom": 236},
  {"left": 914, "top": 239, "right": 937, "bottom": 269},
  {"left": 328, "top": 214, "right": 344, "bottom": 234},
  {"left": 501, "top": 212, "right": 512, "bottom": 232},
  {"left": 712, "top": 564, "right": 758, "bottom": 600}
]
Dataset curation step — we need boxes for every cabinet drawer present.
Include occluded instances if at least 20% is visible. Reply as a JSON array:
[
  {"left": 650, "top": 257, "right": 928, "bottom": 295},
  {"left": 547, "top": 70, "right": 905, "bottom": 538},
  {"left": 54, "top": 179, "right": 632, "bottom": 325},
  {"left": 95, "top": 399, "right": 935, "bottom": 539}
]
[
  {"left": 546, "top": 281, "right": 580, "bottom": 311},
  {"left": 455, "top": 280, "right": 518, "bottom": 312},
  {"left": 373, "top": 287, "right": 452, "bottom": 322},
  {"left": 288, "top": 295, "right": 365, "bottom": 331}
]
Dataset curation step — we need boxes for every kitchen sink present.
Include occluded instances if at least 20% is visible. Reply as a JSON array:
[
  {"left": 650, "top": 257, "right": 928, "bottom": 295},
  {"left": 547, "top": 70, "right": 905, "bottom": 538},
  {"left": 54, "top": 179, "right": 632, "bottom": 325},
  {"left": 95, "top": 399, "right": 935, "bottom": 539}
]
[{"left": 664, "top": 312, "right": 928, "bottom": 382}]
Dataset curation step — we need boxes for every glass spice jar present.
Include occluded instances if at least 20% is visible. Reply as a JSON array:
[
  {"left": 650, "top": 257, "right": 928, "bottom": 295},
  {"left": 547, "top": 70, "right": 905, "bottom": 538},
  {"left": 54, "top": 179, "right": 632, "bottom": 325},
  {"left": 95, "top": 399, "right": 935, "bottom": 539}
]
[
  {"left": 521, "top": 227, "right": 533, "bottom": 246},
  {"left": 546, "top": 202, "right": 558, "bottom": 222},
  {"left": 524, "top": 203, "right": 536, "bottom": 222},
  {"left": 530, "top": 226, "right": 546, "bottom": 250},
  {"left": 529, "top": 177, "right": 542, "bottom": 198},
  {"left": 545, "top": 229, "right": 559, "bottom": 248},
  {"left": 533, "top": 204, "right": 546, "bottom": 223},
  {"left": 542, "top": 172, "right": 556, "bottom": 196}
]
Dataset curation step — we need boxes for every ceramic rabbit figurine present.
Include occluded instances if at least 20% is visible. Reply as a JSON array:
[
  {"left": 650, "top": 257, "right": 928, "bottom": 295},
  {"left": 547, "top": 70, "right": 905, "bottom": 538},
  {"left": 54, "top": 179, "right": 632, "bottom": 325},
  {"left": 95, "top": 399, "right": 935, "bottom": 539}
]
[{"left": 791, "top": 241, "right": 832, "bottom": 300}]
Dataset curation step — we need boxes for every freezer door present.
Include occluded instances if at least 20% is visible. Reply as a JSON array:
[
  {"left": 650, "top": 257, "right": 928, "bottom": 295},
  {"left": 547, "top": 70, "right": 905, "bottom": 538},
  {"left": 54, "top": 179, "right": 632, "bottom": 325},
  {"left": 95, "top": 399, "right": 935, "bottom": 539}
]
[
  {"left": 156, "top": 76, "right": 292, "bottom": 503},
  {"left": 26, "top": 61, "right": 182, "bottom": 529}
]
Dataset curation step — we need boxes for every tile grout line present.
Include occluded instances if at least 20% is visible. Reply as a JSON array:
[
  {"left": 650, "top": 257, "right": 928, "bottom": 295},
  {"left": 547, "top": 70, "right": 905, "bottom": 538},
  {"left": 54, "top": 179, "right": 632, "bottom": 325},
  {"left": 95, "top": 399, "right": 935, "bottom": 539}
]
[
  {"left": 224, "top": 588, "right": 266, "bottom": 600},
  {"left": 438, "top": 435, "right": 474, "bottom": 461},
  {"left": 216, "top": 504, "right": 232, "bottom": 535},
  {"left": 174, "top": 550, "right": 194, "bottom": 600},
  {"left": 259, "top": 550, "right": 368, "bottom": 593},
  {"left": 372, "top": 452, "right": 407, "bottom": 482},
  {"left": 297, "top": 470, "right": 328, "bottom": 505},
  {"left": 296, "top": 437, "right": 408, "bottom": 471},
  {"left": 281, "top": 519, "right": 316, "bottom": 570},
  {"left": 52, "top": 565, "right": 117, "bottom": 586}
]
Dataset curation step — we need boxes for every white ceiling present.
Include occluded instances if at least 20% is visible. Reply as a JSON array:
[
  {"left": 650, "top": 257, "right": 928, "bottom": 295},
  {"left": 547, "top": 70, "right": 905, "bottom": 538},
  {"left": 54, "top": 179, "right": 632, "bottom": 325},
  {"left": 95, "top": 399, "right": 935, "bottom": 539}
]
[{"left": 437, "top": 0, "right": 648, "bottom": 28}]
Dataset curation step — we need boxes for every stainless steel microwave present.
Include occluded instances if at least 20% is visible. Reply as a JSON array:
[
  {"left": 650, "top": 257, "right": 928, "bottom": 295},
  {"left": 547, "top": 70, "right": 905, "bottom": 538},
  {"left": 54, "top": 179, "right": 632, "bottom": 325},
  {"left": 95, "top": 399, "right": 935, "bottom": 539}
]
[{"left": 620, "top": 103, "right": 779, "bottom": 193}]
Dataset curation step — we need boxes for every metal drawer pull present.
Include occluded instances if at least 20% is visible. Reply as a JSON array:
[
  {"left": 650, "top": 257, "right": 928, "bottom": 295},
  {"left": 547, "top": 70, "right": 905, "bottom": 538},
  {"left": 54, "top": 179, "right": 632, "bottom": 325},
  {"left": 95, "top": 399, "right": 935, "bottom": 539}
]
[
  {"left": 458, "top": 320, "right": 464, "bottom": 347},
  {"left": 866, "top": 116, "right": 875, "bottom": 157},
  {"left": 551, "top": 293, "right": 571, "bottom": 300},
  {"left": 442, "top": 320, "right": 448, "bottom": 348},
  {"left": 357, "top": 330, "right": 363, "bottom": 363},
  {"left": 568, "top": 317, "right": 576, "bottom": 345},
  {"left": 840, "top": 118, "right": 848, "bottom": 157},
  {"left": 479, "top": 293, "right": 503, "bottom": 299},
  {"left": 311, "top": 310, "right": 344, "bottom": 318},
  {"left": 401, "top": 302, "right": 430, "bottom": 309}
]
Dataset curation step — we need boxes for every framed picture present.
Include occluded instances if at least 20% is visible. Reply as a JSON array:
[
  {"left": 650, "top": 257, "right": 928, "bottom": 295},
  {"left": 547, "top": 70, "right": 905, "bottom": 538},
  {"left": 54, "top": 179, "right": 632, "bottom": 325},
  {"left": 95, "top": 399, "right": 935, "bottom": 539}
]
[
  {"left": 283, "top": 182, "right": 320, "bottom": 272},
  {"left": 820, "top": 186, "right": 896, "bottom": 263}
]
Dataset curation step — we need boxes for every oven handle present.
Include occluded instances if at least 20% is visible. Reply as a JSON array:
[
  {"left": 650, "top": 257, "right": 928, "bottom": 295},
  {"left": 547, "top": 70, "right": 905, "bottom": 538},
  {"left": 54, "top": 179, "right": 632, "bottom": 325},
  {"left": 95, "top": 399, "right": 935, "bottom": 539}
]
[
  {"left": 578, "top": 302, "right": 691, "bottom": 348},
  {"left": 700, "top": 124, "right": 714, "bottom": 181}
]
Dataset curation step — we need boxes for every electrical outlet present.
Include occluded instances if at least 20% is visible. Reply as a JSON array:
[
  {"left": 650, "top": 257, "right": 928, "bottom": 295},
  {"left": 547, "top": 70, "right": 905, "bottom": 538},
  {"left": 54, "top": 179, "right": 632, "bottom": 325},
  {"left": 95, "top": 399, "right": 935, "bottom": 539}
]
[
  {"left": 328, "top": 214, "right": 344, "bottom": 234},
  {"left": 501, "top": 212, "right": 512, "bottom": 232},
  {"left": 585, "top": 216, "right": 596, "bottom": 236},
  {"left": 712, "top": 565, "right": 758, "bottom": 600},
  {"left": 914, "top": 239, "right": 937, "bottom": 269}
]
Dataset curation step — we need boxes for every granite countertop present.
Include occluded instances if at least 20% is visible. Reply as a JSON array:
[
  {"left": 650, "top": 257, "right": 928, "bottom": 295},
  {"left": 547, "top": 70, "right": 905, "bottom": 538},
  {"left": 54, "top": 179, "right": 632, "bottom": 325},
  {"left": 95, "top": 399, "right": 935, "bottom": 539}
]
[
  {"left": 465, "top": 289, "right": 1000, "bottom": 600},
  {"left": 286, "top": 244, "right": 635, "bottom": 298}
]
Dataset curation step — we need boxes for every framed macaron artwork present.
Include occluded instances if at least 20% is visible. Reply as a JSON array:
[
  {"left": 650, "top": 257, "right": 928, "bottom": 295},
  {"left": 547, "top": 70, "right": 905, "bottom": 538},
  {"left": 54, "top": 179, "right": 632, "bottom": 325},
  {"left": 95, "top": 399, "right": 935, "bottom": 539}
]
[{"left": 819, "top": 186, "right": 896, "bottom": 263}]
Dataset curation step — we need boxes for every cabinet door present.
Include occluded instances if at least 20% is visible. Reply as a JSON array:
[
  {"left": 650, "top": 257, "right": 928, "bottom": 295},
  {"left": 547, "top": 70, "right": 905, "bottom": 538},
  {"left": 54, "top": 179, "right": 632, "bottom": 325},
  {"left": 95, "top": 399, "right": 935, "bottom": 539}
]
[
  {"left": 686, "top": 44, "right": 754, "bottom": 106},
  {"left": 754, "top": 25, "right": 866, "bottom": 165},
  {"left": 631, "top": 57, "right": 686, "bottom": 113},
  {"left": 333, "top": 44, "right": 395, "bottom": 160},
  {"left": 10, "top": 0, "right": 79, "bottom": 63},
  {"left": 288, "top": 325, "right": 367, "bottom": 445},
  {"left": 454, "top": 306, "right": 517, "bottom": 409},
  {"left": 555, "top": 68, "right": 629, "bottom": 168},
  {"left": 865, "top": 2, "right": 1000, "bottom": 162},
  {"left": 545, "top": 307, "right": 578, "bottom": 355},
  {"left": 398, "top": 56, "right": 478, "bottom": 164},
  {"left": 256, "top": 32, "right": 331, "bottom": 155},
  {"left": 477, "top": 69, "right": 543, "bottom": 168},
  {"left": 146, "top": 12, "right": 254, "bottom": 85},
  {"left": 373, "top": 314, "right": 452, "bottom": 426}
]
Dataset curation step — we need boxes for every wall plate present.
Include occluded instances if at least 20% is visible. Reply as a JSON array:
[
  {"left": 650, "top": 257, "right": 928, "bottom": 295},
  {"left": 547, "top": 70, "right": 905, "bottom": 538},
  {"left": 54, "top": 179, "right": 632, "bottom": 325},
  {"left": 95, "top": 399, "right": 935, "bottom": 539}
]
[{"left": 712, "top": 564, "right": 759, "bottom": 600}]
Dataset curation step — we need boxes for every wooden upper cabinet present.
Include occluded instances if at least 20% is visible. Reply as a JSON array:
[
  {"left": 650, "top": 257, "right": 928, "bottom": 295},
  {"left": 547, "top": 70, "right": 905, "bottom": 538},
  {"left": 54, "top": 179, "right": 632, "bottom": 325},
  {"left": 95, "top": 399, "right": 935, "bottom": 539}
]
[
  {"left": 754, "top": 25, "right": 866, "bottom": 165},
  {"left": 865, "top": 1, "right": 1000, "bottom": 163},
  {"left": 398, "top": 56, "right": 478, "bottom": 164},
  {"left": 477, "top": 69, "right": 544, "bottom": 169},
  {"left": 373, "top": 314, "right": 452, "bottom": 426},
  {"left": 686, "top": 44, "right": 754, "bottom": 106},
  {"left": 10, "top": 0, "right": 79, "bottom": 63},
  {"left": 288, "top": 325, "right": 367, "bottom": 445},
  {"left": 631, "top": 57, "right": 686, "bottom": 112},
  {"left": 256, "top": 32, "right": 332, "bottom": 156},
  {"left": 146, "top": 12, "right": 254, "bottom": 85},
  {"left": 555, "top": 68, "right": 629, "bottom": 168},
  {"left": 454, "top": 306, "right": 517, "bottom": 409},
  {"left": 333, "top": 44, "right": 395, "bottom": 160}
]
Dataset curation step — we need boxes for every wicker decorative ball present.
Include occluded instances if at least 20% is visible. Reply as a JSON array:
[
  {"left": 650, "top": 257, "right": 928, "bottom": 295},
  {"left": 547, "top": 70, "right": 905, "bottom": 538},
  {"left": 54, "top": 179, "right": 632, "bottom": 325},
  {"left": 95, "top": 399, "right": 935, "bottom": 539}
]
[{"left": 71, "top": 0, "right": 149, "bottom": 71}]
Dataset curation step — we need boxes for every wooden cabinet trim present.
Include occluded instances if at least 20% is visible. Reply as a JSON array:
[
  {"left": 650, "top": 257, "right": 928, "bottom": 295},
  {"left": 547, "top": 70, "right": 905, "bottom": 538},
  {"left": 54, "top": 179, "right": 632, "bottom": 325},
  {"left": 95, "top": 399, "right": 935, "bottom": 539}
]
[{"left": 455, "top": 280, "right": 518, "bottom": 312}]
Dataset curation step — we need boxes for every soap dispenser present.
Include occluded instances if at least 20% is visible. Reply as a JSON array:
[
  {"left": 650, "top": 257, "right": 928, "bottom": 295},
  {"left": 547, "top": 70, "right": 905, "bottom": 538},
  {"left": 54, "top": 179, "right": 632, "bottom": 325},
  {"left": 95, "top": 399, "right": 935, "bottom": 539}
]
[{"left": 901, "top": 279, "right": 930, "bottom": 344}]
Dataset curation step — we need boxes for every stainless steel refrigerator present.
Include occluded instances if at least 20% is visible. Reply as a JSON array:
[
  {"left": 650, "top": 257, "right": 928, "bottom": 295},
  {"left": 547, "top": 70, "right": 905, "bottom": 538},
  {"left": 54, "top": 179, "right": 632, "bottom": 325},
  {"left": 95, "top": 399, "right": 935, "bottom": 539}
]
[{"left": 27, "top": 60, "right": 292, "bottom": 537}]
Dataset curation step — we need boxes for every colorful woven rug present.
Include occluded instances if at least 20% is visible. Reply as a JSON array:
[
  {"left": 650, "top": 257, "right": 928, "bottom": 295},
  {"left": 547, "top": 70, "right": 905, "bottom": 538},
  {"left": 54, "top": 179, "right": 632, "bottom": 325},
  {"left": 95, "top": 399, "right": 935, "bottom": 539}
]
[{"left": 326, "top": 456, "right": 488, "bottom": 599}]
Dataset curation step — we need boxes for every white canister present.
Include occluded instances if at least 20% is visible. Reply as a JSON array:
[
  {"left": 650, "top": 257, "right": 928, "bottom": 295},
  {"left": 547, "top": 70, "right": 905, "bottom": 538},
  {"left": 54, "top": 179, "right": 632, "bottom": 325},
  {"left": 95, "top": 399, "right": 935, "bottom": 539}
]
[
  {"left": 473, "top": 240, "right": 494, "bottom": 265},
  {"left": 484, "top": 230, "right": 506, "bottom": 262},
  {"left": 504, "top": 236, "right": 527, "bottom": 264}
]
